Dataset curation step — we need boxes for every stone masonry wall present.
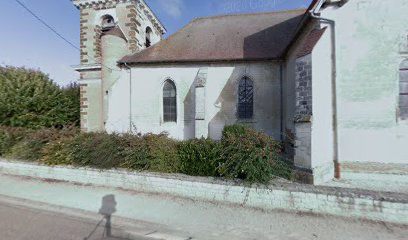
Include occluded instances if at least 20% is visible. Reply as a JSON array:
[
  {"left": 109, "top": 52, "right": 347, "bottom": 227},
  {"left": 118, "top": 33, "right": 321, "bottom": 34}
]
[
  {"left": 294, "top": 55, "right": 313, "bottom": 170},
  {"left": 79, "top": 83, "right": 88, "bottom": 131},
  {"left": 80, "top": 8, "right": 91, "bottom": 65},
  {"left": 295, "top": 55, "right": 313, "bottom": 122},
  {"left": 125, "top": 4, "right": 140, "bottom": 53}
]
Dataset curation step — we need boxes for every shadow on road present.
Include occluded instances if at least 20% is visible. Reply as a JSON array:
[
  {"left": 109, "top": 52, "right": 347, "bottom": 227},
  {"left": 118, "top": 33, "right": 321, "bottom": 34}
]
[{"left": 83, "top": 194, "right": 134, "bottom": 240}]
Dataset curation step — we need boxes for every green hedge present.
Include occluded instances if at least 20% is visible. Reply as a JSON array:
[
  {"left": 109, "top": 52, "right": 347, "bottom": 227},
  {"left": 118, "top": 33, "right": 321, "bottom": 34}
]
[
  {"left": 0, "top": 125, "right": 292, "bottom": 184},
  {"left": 0, "top": 66, "right": 80, "bottom": 129}
]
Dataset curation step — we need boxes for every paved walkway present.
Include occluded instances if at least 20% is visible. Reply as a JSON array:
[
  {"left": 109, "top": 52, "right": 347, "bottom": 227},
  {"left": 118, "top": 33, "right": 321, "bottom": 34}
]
[
  {"left": 321, "top": 162, "right": 408, "bottom": 194},
  {"left": 0, "top": 174, "right": 407, "bottom": 240}
]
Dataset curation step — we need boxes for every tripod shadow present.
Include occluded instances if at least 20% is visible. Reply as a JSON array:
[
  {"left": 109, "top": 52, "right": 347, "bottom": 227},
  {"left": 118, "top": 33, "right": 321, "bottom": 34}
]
[{"left": 84, "top": 194, "right": 132, "bottom": 240}]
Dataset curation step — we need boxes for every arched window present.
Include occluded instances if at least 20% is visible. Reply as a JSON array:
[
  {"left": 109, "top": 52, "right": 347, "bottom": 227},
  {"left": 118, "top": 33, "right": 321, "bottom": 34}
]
[
  {"left": 399, "top": 60, "right": 408, "bottom": 119},
  {"left": 101, "top": 15, "right": 115, "bottom": 31},
  {"left": 163, "top": 80, "right": 177, "bottom": 122},
  {"left": 145, "top": 27, "right": 152, "bottom": 48},
  {"left": 238, "top": 76, "right": 254, "bottom": 119}
]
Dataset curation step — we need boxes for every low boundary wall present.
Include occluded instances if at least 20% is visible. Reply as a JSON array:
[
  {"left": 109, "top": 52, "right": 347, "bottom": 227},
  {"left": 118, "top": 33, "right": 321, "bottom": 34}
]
[{"left": 0, "top": 159, "right": 407, "bottom": 225}]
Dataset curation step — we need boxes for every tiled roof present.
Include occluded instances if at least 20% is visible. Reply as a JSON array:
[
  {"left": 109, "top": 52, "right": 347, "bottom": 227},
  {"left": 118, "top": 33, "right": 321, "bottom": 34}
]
[{"left": 119, "top": 9, "right": 307, "bottom": 64}]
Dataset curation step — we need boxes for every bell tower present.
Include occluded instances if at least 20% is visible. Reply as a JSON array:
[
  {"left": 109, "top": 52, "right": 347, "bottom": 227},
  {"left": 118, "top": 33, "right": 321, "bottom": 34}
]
[{"left": 72, "top": 0, "right": 166, "bottom": 132}]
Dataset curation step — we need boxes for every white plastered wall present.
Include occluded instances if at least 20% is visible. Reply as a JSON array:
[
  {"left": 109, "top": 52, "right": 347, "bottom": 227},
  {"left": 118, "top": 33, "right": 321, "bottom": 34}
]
[
  {"left": 321, "top": 0, "right": 408, "bottom": 164},
  {"left": 311, "top": 29, "right": 334, "bottom": 169},
  {"left": 106, "top": 62, "right": 282, "bottom": 140}
]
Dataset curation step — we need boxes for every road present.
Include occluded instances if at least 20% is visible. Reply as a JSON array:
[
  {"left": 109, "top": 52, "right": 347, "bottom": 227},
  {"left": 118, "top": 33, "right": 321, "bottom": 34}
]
[
  {"left": 0, "top": 174, "right": 407, "bottom": 240},
  {"left": 0, "top": 199, "right": 156, "bottom": 240}
]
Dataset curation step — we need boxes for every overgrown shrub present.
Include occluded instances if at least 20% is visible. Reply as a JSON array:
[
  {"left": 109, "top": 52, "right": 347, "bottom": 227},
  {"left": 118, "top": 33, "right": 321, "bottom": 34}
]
[
  {"left": 178, "top": 138, "right": 221, "bottom": 177},
  {"left": 0, "top": 127, "right": 31, "bottom": 156},
  {"left": 118, "top": 133, "right": 150, "bottom": 170},
  {"left": 2, "top": 124, "right": 292, "bottom": 184},
  {"left": 0, "top": 66, "right": 80, "bottom": 129},
  {"left": 144, "top": 133, "right": 180, "bottom": 173},
  {"left": 42, "top": 132, "right": 180, "bottom": 173},
  {"left": 0, "top": 126, "right": 78, "bottom": 161},
  {"left": 117, "top": 133, "right": 181, "bottom": 172},
  {"left": 61, "top": 133, "right": 124, "bottom": 169},
  {"left": 218, "top": 124, "right": 291, "bottom": 184}
]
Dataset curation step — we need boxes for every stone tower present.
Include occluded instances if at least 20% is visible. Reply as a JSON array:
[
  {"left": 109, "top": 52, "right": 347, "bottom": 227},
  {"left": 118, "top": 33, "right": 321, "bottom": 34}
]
[{"left": 72, "top": 0, "right": 166, "bottom": 132}]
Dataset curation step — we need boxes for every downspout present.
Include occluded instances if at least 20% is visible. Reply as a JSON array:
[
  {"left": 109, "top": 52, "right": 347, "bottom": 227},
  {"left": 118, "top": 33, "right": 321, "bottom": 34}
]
[
  {"left": 310, "top": 0, "right": 341, "bottom": 179},
  {"left": 123, "top": 63, "right": 133, "bottom": 133},
  {"left": 280, "top": 63, "right": 284, "bottom": 142}
]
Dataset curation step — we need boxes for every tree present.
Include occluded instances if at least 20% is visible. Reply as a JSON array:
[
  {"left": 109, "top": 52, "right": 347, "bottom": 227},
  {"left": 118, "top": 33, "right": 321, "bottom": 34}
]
[{"left": 0, "top": 66, "right": 80, "bottom": 128}]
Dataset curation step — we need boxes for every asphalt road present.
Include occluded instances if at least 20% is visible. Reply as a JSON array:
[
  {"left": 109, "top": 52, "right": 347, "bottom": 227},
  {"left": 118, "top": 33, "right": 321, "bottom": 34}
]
[{"left": 0, "top": 200, "right": 154, "bottom": 240}]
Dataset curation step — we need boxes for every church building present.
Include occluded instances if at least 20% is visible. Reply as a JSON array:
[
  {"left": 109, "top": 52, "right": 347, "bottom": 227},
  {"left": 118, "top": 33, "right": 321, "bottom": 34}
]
[{"left": 72, "top": 0, "right": 408, "bottom": 184}]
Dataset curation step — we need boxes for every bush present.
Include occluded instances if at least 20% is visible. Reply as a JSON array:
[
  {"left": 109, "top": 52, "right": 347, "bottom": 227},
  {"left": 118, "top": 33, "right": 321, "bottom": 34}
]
[
  {"left": 0, "top": 126, "right": 78, "bottom": 161},
  {"left": 144, "top": 133, "right": 180, "bottom": 173},
  {"left": 121, "top": 134, "right": 180, "bottom": 173},
  {"left": 2, "top": 125, "right": 292, "bottom": 184},
  {"left": 118, "top": 133, "right": 150, "bottom": 171},
  {"left": 42, "top": 132, "right": 181, "bottom": 173},
  {"left": 178, "top": 138, "right": 221, "bottom": 177},
  {"left": 0, "top": 127, "right": 31, "bottom": 157},
  {"left": 218, "top": 124, "right": 291, "bottom": 184},
  {"left": 60, "top": 133, "right": 124, "bottom": 169},
  {"left": 0, "top": 66, "right": 80, "bottom": 129}
]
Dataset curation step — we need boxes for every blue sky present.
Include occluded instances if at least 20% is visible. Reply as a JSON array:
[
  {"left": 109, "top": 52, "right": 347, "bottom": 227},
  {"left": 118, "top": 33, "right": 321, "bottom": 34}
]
[{"left": 0, "top": 0, "right": 312, "bottom": 85}]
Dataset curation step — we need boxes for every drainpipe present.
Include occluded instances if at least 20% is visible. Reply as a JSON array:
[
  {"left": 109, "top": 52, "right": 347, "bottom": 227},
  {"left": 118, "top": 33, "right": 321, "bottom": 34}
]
[
  {"left": 123, "top": 63, "right": 133, "bottom": 133},
  {"left": 280, "top": 63, "right": 284, "bottom": 142},
  {"left": 309, "top": 0, "right": 343, "bottom": 179}
]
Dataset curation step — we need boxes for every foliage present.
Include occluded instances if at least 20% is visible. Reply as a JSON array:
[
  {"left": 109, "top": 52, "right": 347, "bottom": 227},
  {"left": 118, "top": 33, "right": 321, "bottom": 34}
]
[
  {"left": 0, "top": 66, "right": 80, "bottom": 129},
  {"left": 0, "top": 126, "right": 78, "bottom": 161},
  {"left": 119, "top": 133, "right": 180, "bottom": 173},
  {"left": 218, "top": 124, "right": 291, "bottom": 184},
  {"left": 1, "top": 124, "right": 292, "bottom": 184},
  {"left": 178, "top": 138, "right": 221, "bottom": 177},
  {"left": 0, "top": 127, "right": 31, "bottom": 157},
  {"left": 143, "top": 133, "right": 180, "bottom": 173}
]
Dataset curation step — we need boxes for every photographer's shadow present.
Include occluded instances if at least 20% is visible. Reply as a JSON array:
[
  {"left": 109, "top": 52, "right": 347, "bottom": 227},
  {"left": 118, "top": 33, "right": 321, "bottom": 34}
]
[{"left": 84, "top": 194, "right": 132, "bottom": 240}]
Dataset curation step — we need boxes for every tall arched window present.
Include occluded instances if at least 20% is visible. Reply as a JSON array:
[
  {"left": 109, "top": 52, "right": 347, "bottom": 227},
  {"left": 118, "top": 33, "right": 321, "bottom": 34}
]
[
  {"left": 145, "top": 27, "right": 152, "bottom": 48},
  {"left": 163, "top": 80, "right": 177, "bottom": 122},
  {"left": 400, "top": 60, "right": 408, "bottom": 120},
  {"left": 238, "top": 76, "right": 254, "bottom": 119}
]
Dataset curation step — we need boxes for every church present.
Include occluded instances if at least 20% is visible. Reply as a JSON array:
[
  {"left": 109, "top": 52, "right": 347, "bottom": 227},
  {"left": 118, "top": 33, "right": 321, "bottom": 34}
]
[{"left": 72, "top": 0, "right": 408, "bottom": 184}]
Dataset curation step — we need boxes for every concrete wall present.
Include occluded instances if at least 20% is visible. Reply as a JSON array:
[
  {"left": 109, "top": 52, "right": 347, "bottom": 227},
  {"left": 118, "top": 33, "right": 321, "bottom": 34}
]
[
  {"left": 321, "top": 0, "right": 408, "bottom": 164},
  {"left": 1, "top": 159, "right": 407, "bottom": 225},
  {"left": 105, "top": 62, "right": 282, "bottom": 140}
]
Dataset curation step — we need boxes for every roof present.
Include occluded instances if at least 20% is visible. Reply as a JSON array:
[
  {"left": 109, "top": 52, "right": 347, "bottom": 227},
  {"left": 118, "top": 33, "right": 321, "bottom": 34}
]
[
  {"left": 119, "top": 9, "right": 307, "bottom": 64},
  {"left": 296, "top": 27, "right": 327, "bottom": 58}
]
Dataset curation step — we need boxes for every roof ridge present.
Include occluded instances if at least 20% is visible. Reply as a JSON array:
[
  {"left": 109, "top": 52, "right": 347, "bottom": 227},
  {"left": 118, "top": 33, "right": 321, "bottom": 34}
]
[{"left": 194, "top": 8, "right": 307, "bottom": 21}]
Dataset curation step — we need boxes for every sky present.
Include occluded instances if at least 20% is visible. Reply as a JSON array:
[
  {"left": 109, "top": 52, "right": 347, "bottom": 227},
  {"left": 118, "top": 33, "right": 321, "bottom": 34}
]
[{"left": 0, "top": 0, "right": 312, "bottom": 86}]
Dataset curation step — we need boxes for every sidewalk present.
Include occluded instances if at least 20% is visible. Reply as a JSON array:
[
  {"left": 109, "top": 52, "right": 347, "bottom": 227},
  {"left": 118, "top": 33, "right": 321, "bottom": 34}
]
[
  {"left": 321, "top": 162, "right": 408, "bottom": 194},
  {"left": 0, "top": 173, "right": 407, "bottom": 240}
]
